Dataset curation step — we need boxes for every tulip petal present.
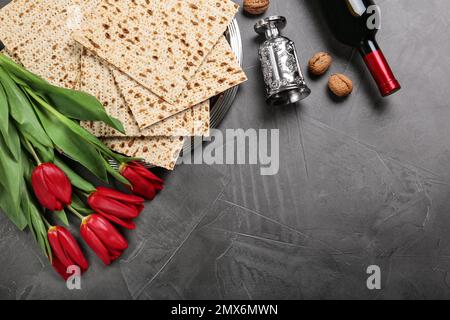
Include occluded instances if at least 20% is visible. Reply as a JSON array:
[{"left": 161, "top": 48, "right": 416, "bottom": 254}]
[
  {"left": 97, "top": 212, "right": 136, "bottom": 230},
  {"left": 122, "top": 165, "right": 164, "bottom": 200},
  {"left": 81, "top": 222, "right": 111, "bottom": 265},
  {"left": 109, "top": 248, "right": 123, "bottom": 261},
  {"left": 89, "top": 192, "right": 141, "bottom": 219},
  {"left": 96, "top": 187, "right": 144, "bottom": 204},
  {"left": 58, "top": 228, "right": 89, "bottom": 271},
  {"left": 42, "top": 164, "right": 72, "bottom": 206},
  {"left": 51, "top": 255, "right": 70, "bottom": 280},
  {"left": 89, "top": 215, "right": 128, "bottom": 251},
  {"left": 122, "top": 169, "right": 156, "bottom": 200},
  {"left": 136, "top": 183, "right": 156, "bottom": 201},
  {"left": 128, "top": 162, "right": 164, "bottom": 184},
  {"left": 48, "top": 228, "right": 73, "bottom": 267},
  {"left": 32, "top": 167, "right": 62, "bottom": 211},
  {"left": 153, "top": 183, "right": 164, "bottom": 192}
]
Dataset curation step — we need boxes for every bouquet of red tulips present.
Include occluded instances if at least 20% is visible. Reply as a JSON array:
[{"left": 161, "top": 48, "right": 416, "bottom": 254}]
[{"left": 0, "top": 53, "right": 164, "bottom": 280}]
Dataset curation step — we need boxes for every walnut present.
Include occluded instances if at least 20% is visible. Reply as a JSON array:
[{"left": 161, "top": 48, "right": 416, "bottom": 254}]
[
  {"left": 328, "top": 74, "right": 353, "bottom": 97},
  {"left": 244, "top": 0, "right": 270, "bottom": 15},
  {"left": 308, "top": 52, "right": 332, "bottom": 76}
]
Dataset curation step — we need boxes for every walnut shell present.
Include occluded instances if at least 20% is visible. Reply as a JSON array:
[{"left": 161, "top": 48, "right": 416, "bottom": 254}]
[
  {"left": 308, "top": 52, "right": 332, "bottom": 76},
  {"left": 328, "top": 74, "right": 353, "bottom": 97},
  {"left": 244, "top": 0, "right": 270, "bottom": 15}
]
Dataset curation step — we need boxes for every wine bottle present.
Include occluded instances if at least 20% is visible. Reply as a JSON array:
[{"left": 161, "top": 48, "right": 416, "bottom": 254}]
[{"left": 318, "top": 0, "right": 401, "bottom": 97}]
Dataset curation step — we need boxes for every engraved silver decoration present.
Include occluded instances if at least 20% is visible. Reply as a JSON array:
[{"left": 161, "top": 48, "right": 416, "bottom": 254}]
[{"left": 255, "top": 16, "right": 311, "bottom": 106}]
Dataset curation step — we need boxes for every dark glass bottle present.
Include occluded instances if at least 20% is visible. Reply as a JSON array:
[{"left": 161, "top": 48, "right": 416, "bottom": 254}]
[{"left": 319, "top": 0, "right": 401, "bottom": 97}]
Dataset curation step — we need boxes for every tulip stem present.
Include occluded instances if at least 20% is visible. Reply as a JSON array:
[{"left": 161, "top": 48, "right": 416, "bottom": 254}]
[
  {"left": 78, "top": 190, "right": 90, "bottom": 198},
  {"left": 42, "top": 215, "right": 52, "bottom": 229},
  {"left": 24, "top": 138, "right": 41, "bottom": 165},
  {"left": 67, "top": 206, "right": 85, "bottom": 221}
]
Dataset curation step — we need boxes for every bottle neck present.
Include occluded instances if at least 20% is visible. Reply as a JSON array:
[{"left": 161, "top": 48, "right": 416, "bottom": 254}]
[
  {"left": 358, "top": 37, "right": 401, "bottom": 97},
  {"left": 359, "top": 37, "right": 380, "bottom": 56}
]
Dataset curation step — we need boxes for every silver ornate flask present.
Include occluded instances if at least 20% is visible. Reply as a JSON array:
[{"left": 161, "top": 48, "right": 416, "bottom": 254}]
[{"left": 255, "top": 16, "right": 311, "bottom": 106}]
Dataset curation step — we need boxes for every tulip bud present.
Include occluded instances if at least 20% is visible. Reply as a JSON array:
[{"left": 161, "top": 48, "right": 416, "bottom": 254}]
[
  {"left": 31, "top": 163, "right": 72, "bottom": 211},
  {"left": 80, "top": 214, "right": 128, "bottom": 265},
  {"left": 48, "top": 226, "right": 88, "bottom": 280},
  {"left": 88, "top": 187, "right": 144, "bottom": 230},
  {"left": 120, "top": 162, "right": 164, "bottom": 200}
]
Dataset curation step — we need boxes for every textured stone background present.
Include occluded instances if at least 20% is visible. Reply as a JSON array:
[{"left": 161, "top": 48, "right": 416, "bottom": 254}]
[{"left": 1, "top": 0, "right": 450, "bottom": 300}]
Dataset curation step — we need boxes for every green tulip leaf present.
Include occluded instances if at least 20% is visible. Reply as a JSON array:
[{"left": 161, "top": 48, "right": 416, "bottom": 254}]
[
  {"left": 0, "top": 182, "right": 27, "bottom": 230},
  {"left": 0, "top": 67, "right": 53, "bottom": 148},
  {"left": 21, "top": 149, "right": 34, "bottom": 179},
  {"left": 103, "top": 157, "right": 131, "bottom": 186},
  {"left": 28, "top": 136, "right": 55, "bottom": 163},
  {"left": 20, "top": 155, "right": 51, "bottom": 258},
  {"left": 0, "top": 54, "right": 124, "bottom": 133},
  {"left": 27, "top": 89, "right": 131, "bottom": 182},
  {"left": 20, "top": 133, "right": 55, "bottom": 164},
  {"left": 25, "top": 88, "right": 131, "bottom": 164},
  {"left": 0, "top": 126, "right": 24, "bottom": 229},
  {"left": 0, "top": 83, "right": 21, "bottom": 160},
  {"left": 54, "top": 157, "right": 96, "bottom": 193},
  {"left": 54, "top": 209, "right": 69, "bottom": 227},
  {"left": 0, "top": 83, "right": 8, "bottom": 138},
  {"left": 33, "top": 104, "right": 109, "bottom": 181},
  {"left": 72, "top": 193, "right": 93, "bottom": 215},
  {"left": 22, "top": 188, "right": 51, "bottom": 259}
]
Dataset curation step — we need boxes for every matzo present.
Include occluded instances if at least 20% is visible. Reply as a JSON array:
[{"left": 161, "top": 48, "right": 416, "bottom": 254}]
[
  {"left": 73, "top": 0, "right": 239, "bottom": 104},
  {"left": 102, "top": 136, "right": 185, "bottom": 171},
  {"left": 0, "top": 0, "right": 83, "bottom": 89},
  {"left": 80, "top": 49, "right": 210, "bottom": 137},
  {"left": 113, "top": 36, "right": 246, "bottom": 129}
]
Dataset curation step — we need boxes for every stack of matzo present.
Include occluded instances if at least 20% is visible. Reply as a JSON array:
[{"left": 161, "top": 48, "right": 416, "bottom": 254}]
[{"left": 0, "top": 0, "right": 247, "bottom": 170}]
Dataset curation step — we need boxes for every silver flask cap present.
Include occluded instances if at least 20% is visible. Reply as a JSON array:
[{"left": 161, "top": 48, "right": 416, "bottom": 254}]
[{"left": 255, "top": 16, "right": 311, "bottom": 106}]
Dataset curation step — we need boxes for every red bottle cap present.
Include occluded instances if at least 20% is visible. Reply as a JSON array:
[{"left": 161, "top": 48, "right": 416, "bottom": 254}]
[{"left": 363, "top": 49, "right": 401, "bottom": 97}]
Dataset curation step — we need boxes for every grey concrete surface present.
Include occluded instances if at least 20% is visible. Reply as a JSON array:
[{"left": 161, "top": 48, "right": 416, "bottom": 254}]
[{"left": 1, "top": 0, "right": 450, "bottom": 300}]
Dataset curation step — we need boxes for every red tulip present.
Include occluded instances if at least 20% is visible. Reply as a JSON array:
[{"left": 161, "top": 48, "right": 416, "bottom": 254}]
[
  {"left": 88, "top": 187, "right": 144, "bottom": 229},
  {"left": 80, "top": 214, "right": 128, "bottom": 265},
  {"left": 48, "top": 226, "right": 88, "bottom": 280},
  {"left": 120, "top": 162, "right": 164, "bottom": 200},
  {"left": 31, "top": 163, "right": 72, "bottom": 211}
]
